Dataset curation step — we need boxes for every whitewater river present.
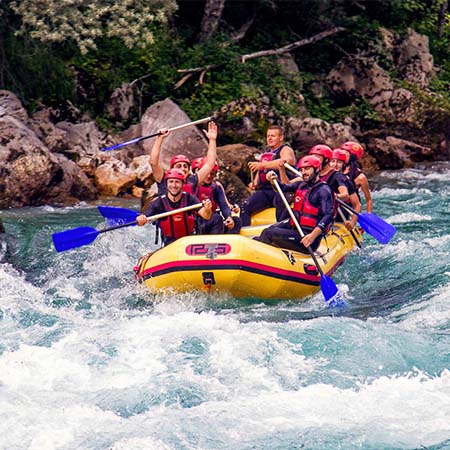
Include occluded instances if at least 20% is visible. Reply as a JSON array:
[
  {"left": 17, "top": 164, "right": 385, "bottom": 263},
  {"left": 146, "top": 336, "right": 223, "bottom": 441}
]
[{"left": 1, "top": 164, "right": 450, "bottom": 450}]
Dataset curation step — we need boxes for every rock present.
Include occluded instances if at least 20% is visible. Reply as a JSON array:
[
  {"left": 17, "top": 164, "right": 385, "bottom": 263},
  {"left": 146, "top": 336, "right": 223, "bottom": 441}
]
[
  {"left": 94, "top": 158, "right": 137, "bottom": 196},
  {"left": 0, "top": 90, "right": 28, "bottom": 122},
  {"left": 327, "top": 56, "right": 394, "bottom": 113},
  {"left": 0, "top": 113, "right": 97, "bottom": 207},
  {"left": 394, "top": 29, "right": 434, "bottom": 89},
  {"left": 129, "top": 155, "right": 155, "bottom": 189},
  {"left": 368, "top": 136, "right": 433, "bottom": 169},
  {"left": 56, "top": 121, "right": 103, "bottom": 158},
  {"left": 49, "top": 154, "right": 97, "bottom": 204},
  {"left": 389, "top": 88, "right": 417, "bottom": 122},
  {"left": 287, "top": 117, "right": 356, "bottom": 152},
  {"left": 30, "top": 108, "right": 71, "bottom": 154},
  {"left": 104, "top": 82, "right": 136, "bottom": 125},
  {"left": 140, "top": 99, "right": 209, "bottom": 167}
]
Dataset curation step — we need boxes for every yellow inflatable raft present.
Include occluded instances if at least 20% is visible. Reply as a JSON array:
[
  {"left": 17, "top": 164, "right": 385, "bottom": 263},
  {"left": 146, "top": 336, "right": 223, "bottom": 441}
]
[{"left": 134, "top": 223, "right": 362, "bottom": 301}]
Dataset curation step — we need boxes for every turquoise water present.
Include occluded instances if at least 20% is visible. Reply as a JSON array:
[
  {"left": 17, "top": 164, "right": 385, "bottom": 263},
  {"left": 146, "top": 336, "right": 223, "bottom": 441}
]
[{"left": 1, "top": 164, "right": 450, "bottom": 450}]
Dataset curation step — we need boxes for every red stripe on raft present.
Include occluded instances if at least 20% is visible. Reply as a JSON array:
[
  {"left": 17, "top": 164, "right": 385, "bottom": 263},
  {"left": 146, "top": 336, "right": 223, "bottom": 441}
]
[{"left": 138, "top": 256, "right": 346, "bottom": 283}]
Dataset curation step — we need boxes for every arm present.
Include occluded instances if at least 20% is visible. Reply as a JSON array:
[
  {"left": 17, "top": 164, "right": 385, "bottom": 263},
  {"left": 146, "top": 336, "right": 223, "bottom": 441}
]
[
  {"left": 197, "top": 198, "right": 213, "bottom": 220},
  {"left": 344, "top": 192, "right": 361, "bottom": 230},
  {"left": 136, "top": 198, "right": 161, "bottom": 225},
  {"left": 196, "top": 122, "right": 218, "bottom": 184},
  {"left": 149, "top": 129, "right": 169, "bottom": 183},
  {"left": 355, "top": 173, "right": 373, "bottom": 212},
  {"left": 267, "top": 171, "right": 301, "bottom": 193},
  {"left": 336, "top": 185, "right": 349, "bottom": 202},
  {"left": 248, "top": 145, "right": 296, "bottom": 172}
]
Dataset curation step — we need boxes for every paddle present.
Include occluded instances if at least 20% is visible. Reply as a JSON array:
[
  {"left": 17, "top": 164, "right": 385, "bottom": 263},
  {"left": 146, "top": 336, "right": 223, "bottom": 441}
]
[
  {"left": 271, "top": 179, "right": 344, "bottom": 306},
  {"left": 52, "top": 203, "right": 202, "bottom": 252},
  {"left": 336, "top": 199, "right": 396, "bottom": 244},
  {"left": 284, "top": 162, "right": 396, "bottom": 244},
  {"left": 97, "top": 205, "right": 139, "bottom": 226},
  {"left": 101, "top": 116, "right": 213, "bottom": 151},
  {"left": 337, "top": 206, "right": 362, "bottom": 248}
]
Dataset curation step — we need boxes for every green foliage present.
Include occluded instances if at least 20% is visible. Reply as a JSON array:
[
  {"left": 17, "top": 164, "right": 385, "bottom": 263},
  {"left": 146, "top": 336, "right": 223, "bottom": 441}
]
[{"left": 1, "top": 35, "right": 76, "bottom": 109}]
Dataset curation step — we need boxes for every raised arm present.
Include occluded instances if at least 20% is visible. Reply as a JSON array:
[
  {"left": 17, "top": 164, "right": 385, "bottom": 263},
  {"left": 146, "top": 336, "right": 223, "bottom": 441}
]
[
  {"left": 148, "top": 129, "right": 170, "bottom": 183},
  {"left": 196, "top": 122, "right": 218, "bottom": 184}
]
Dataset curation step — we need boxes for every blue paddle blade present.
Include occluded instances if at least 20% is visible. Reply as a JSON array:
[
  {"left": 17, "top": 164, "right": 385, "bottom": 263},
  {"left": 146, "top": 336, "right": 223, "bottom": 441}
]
[
  {"left": 320, "top": 274, "right": 339, "bottom": 302},
  {"left": 97, "top": 206, "right": 139, "bottom": 226},
  {"left": 358, "top": 213, "right": 396, "bottom": 244},
  {"left": 52, "top": 226, "right": 99, "bottom": 252}
]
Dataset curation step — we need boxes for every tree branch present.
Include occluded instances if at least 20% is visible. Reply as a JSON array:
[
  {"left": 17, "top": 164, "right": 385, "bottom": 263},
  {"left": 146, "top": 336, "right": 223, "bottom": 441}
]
[
  {"left": 241, "top": 27, "right": 345, "bottom": 63},
  {"left": 175, "top": 27, "right": 346, "bottom": 86}
]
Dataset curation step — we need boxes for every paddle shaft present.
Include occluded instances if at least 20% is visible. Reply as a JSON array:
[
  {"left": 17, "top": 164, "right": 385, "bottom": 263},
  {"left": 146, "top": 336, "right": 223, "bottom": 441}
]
[
  {"left": 285, "top": 162, "right": 360, "bottom": 218},
  {"left": 98, "top": 202, "right": 203, "bottom": 232},
  {"left": 271, "top": 179, "right": 325, "bottom": 277},
  {"left": 337, "top": 206, "right": 362, "bottom": 248},
  {"left": 102, "top": 116, "right": 213, "bottom": 151}
]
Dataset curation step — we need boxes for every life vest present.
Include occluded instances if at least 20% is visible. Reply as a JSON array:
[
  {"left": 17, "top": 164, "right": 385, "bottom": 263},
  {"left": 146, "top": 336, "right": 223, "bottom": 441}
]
[
  {"left": 347, "top": 161, "right": 362, "bottom": 184},
  {"left": 291, "top": 182, "right": 326, "bottom": 229},
  {"left": 159, "top": 193, "right": 196, "bottom": 239},
  {"left": 195, "top": 182, "right": 218, "bottom": 211},
  {"left": 319, "top": 168, "right": 334, "bottom": 183},
  {"left": 258, "top": 144, "right": 293, "bottom": 187}
]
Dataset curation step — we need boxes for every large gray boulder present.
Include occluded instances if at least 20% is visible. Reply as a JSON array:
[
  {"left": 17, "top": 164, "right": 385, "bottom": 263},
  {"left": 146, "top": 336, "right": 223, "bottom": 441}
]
[
  {"left": 140, "top": 99, "right": 209, "bottom": 168},
  {"left": 0, "top": 104, "right": 97, "bottom": 208}
]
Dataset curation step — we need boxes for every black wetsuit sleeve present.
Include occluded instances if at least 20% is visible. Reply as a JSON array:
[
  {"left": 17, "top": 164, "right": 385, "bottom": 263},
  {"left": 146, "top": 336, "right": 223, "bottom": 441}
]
[
  {"left": 142, "top": 197, "right": 164, "bottom": 217},
  {"left": 310, "top": 185, "right": 334, "bottom": 231},
  {"left": 214, "top": 185, "right": 232, "bottom": 218}
]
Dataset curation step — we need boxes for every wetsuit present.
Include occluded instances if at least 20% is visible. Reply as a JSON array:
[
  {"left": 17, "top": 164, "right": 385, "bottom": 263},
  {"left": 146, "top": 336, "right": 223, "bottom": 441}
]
[
  {"left": 257, "top": 179, "right": 334, "bottom": 253},
  {"left": 240, "top": 144, "right": 296, "bottom": 226}
]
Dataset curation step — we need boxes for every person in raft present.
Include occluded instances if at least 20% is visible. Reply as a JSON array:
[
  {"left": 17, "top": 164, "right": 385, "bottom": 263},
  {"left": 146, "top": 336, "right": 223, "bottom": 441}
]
[
  {"left": 240, "top": 125, "right": 296, "bottom": 226},
  {"left": 255, "top": 155, "right": 334, "bottom": 254},
  {"left": 148, "top": 121, "right": 218, "bottom": 196},
  {"left": 339, "top": 141, "right": 373, "bottom": 213},
  {"left": 136, "top": 168, "right": 212, "bottom": 246},
  {"left": 192, "top": 157, "right": 242, "bottom": 234}
]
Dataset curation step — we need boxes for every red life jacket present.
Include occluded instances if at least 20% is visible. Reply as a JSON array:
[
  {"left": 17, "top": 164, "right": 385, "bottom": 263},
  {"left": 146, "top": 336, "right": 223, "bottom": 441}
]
[
  {"left": 159, "top": 193, "right": 196, "bottom": 239},
  {"left": 182, "top": 183, "right": 193, "bottom": 194},
  {"left": 195, "top": 182, "right": 218, "bottom": 211},
  {"left": 258, "top": 144, "right": 287, "bottom": 186},
  {"left": 291, "top": 182, "right": 325, "bottom": 229}
]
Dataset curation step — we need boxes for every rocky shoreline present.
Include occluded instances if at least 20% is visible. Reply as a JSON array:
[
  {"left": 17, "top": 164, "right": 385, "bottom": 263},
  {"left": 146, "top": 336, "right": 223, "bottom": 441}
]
[{"left": 1, "top": 28, "right": 449, "bottom": 210}]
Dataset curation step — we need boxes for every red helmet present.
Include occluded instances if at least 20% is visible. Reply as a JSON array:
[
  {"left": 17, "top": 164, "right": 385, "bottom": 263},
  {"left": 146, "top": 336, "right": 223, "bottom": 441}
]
[
  {"left": 165, "top": 168, "right": 186, "bottom": 181},
  {"left": 309, "top": 144, "right": 333, "bottom": 160},
  {"left": 297, "top": 155, "right": 322, "bottom": 170},
  {"left": 191, "top": 157, "right": 204, "bottom": 171},
  {"left": 340, "top": 141, "right": 364, "bottom": 160},
  {"left": 331, "top": 149, "right": 350, "bottom": 164},
  {"left": 169, "top": 154, "right": 191, "bottom": 168},
  {"left": 200, "top": 157, "right": 219, "bottom": 173}
]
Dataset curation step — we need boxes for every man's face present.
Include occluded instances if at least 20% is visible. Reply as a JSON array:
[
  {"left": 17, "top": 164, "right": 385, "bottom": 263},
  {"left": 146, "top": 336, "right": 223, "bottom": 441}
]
[
  {"left": 301, "top": 166, "right": 315, "bottom": 183},
  {"left": 204, "top": 170, "right": 217, "bottom": 185},
  {"left": 167, "top": 178, "right": 184, "bottom": 196},
  {"left": 173, "top": 162, "right": 190, "bottom": 176},
  {"left": 266, "top": 129, "right": 283, "bottom": 149}
]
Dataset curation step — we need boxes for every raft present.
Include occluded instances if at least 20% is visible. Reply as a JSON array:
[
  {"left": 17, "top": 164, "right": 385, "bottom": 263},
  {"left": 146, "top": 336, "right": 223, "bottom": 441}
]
[{"left": 134, "top": 223, "right": 362, "bottom": 300}]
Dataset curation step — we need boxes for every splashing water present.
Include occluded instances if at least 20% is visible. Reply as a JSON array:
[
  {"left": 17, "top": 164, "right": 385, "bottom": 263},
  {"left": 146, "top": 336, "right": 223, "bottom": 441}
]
[{"left": 1, "top": 165, "right": 450, "bottom": 449}]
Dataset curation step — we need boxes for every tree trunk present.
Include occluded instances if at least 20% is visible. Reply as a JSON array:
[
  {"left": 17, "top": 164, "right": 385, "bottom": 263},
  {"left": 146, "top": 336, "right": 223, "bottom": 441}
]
[
  {"left": 199, "top": 0, "right": 226, "bottom": 43},
  {"left": 438, "top": 0, "right": 448, "bottom": 37}
]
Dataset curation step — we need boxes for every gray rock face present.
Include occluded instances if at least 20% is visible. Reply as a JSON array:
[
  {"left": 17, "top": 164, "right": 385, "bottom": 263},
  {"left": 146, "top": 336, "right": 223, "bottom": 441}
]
[
  {"left": 140, "top": 99, "right": 209, "bottom": 168},
  {"left": 0, "top": 99, "right": 97, "bottom": 208}
]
